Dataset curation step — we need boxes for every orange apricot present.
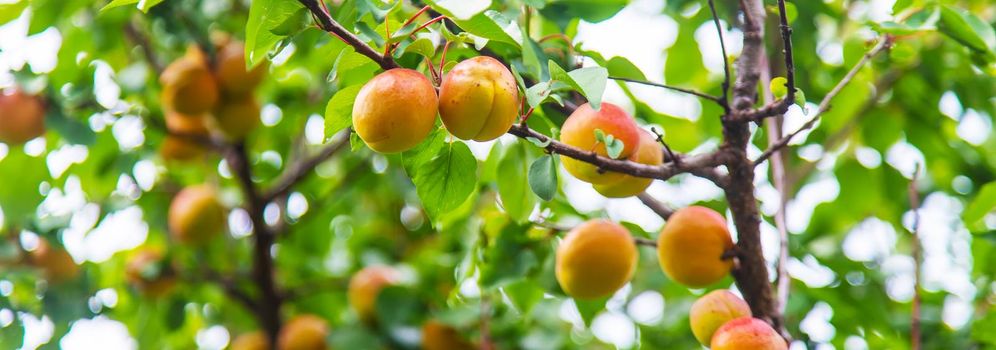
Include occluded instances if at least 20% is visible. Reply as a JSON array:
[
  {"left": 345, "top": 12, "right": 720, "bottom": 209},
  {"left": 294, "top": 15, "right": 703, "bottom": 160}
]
[
  {"left": 657, "top": 206, "right": 734, "bottom": 288},
  {"left": 438, "top": 56, "right": 519, "bottom": 141},
  {"left": 352, "top": 68, "right": 438, "bottom": 153},
  {"left": 559, "top": 102, "right": 641, "bottom": 184},
  {"left": 555, "top": 219, "right": 637, "bottom": 299}
]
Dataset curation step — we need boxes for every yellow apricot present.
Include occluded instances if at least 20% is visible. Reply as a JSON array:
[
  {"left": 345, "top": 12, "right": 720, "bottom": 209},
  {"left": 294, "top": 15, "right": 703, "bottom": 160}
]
[
  {"left": 690, "top": 290, "right": 752, "bottom": 345},
  {"left": 593, "top": 129, "right": 663, "bottom": 197},
  {"left": 711, "top": 317, "right": 787, "bottom": 350},
  {"left": 278, "top": 315, "right": 329, "bottom": 350},
  {"left": 209, "top": 95, "right": 260, "bottom": 141},
  {"left": 28, "top": 239, "right": 78, "bottom": 283},
  {"left": 231, "top": 331, "right": 268, "bottom": 350},
  {"left": 657, "top": 206, "right": 733, "bottom": 288},
  {"left": 559, "top": 102, "right": 641, "bottom": 184},
  {"left": 160, "top": 111, "right": 211, "bottom": 161},
  {"left": 438, "top": 56, "right": 519, "bottom": 141},
  {"left": 0, "top": 89, "right": 45, "bottom": 145},
  {"left": 124, "top": 249, "right": 177, "bottom": 298},
  {"left": 352, "top": 68, "right": 438, "bottom": 153},
  {"left": 348, "top": 265, "right": 400, "bottom": 322},
  {"left": 161, "top": 49, "right": 219, "bottom": 115},
  {"left": 168, "top": 185, "right": 226, "bottom": 245},
  {"left": 214, "top": 41, "right": 266, "bottom": 97},
  {"left": 555, "top": 219, "right": 637, "bottom": 299},
  {"left": 421, "top": 320, "right": 475, "bottom": 350}
]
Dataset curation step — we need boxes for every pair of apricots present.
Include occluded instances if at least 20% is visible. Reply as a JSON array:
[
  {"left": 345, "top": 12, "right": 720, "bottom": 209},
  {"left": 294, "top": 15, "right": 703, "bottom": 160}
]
[
  {"left": 0, "top": 88, "right": 46, "bottom": 146},
  {"left": 555, "top": 207, "right": 785, "bottom": 349},
  {"left": 230, "top": 314, "right": 330, "bottom": 350},
  {"left": 160, "top": 40, "right": 266, "bottom": 161}
]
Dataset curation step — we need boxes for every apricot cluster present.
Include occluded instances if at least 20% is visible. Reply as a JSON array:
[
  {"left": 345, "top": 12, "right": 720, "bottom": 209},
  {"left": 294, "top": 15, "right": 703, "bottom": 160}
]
[
  {"left": 159, "top": 40, "right": 266, "bottom": 161},
  {"left": 231, "top": 314, "right": 330, "bottom": 350},
  {"left": 351, "top": 56, "right": 518, "bottom": 153},
  {"left": 0, "top": 88, "right": 46, "bottom": 145},
  {"left": 689, "top": 290, "right": 786, "bottom": 349}
]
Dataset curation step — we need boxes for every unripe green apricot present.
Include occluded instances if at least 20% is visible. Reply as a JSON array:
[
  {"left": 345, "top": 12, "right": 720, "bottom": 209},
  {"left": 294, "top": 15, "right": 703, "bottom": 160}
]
[
  {"left": 593, "top": 130, "right": 663, "bottom": 197},
  {"left": 559, "top": 102, "right": 641, "bottom": 184},
  {"left": 555, "top": 219, "right": 637, "bottom": 299},
  {"left": 168, "top": 185, "right": 226, "bottom": 245},
  {"left": 438, "top": 56, "right": 519, "bottom": 141},
  {"left": 352, "top": 68, "right": 438, "bottom": 153},
  {"left": 689, "top": 290, "right": 752, "bottom": 345},
  {"left": 711, "top": 317, "right": 787, "bottom": 350},
  {"left": 657, "top": 206, "right": 734, "bottom": 288}
]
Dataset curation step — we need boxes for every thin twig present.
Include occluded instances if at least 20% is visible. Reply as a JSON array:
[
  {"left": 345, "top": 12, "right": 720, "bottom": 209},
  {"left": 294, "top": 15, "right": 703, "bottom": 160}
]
[
  {"left": 649, "top": 127, "right": 680, "bottom": 165},
  {"left": 908, "top": 165, "right": 922, "bottom": 350},
  {"left": 262, "top": 129, "right": 351, "bottom": 201},
  {"left": 637, "top": 193, "right": 674, "bottom": 219},
  {"left": 706, "top": 0, "right": 731, "bottom": 112},
  {"left": 775, "top": 0, "right": 795, "bottom": 107},
  {"left": 754, "top": 36, "right": 892, "bottom": 165},
  {"left": 634, "top": 237, "right": 657, "bottom": 248},
  {"left": 609, "top": 76, "right": 722, "bottom": 103},
  {"left": 123, "top": 20, "right": 165, "bottom": 74},
  {"left": 299, "top": 0, "right": 398, "bottom": 70}
]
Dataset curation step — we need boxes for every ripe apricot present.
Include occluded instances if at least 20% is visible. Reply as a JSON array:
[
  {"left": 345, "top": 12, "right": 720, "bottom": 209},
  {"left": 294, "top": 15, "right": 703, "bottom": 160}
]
[
  {"left": 0, "top": 89, "right": 45, "bottom": 145},
  {"left": 352, "top": 68, "right": 438, "bottom": 153},
  {"left": 28, "top": 239, "right": 78, "bottom": 283},
  {"left": 161, "top": 49, "right": 219, "bottom": 115},
  {"left": 160, "top": 111, "right": 211, "bottom": 161},
  {"left": 278, "top": 314, "right": 329, "bottom": 350},
  {"left": 657, "top": 206, "right": 734, "bottom": 288},
  {"left": 422, "top": 320, "right": 475, "bottom": 350},
  {"left": 124, "top": 249, "right": 177, "bottom": 298},
  {"left": 231, "top": 331, "right": 268, "bottom": 350},
  {"left": 559, "top": 102, "right": 641, "bottom": 184},
  {"left": 438, "top": 56, "right": 519, "bottom": 141},
  {"left": 555, "top": 219, "right": 637, "bottom": 299},
  {"left": 711, "top": 317, "right": 787, "bottom": 350},
  {"left": 348, "top": 265, "right": 400, "bottom": 322},
  {"left": 215, "top": 41, "right": 266, "bottom": 97},
  {"left": 690, "top": 290, "right": 752, "bottom": 345},
  {"left": 209, "top": 96, "right": 260, "bottom": 141},
  {"left": 168, "top": 185, "right": 226, "bottom": 245},
  {"left": 593, "top": 130, "right": 663, "bottom": 198}
]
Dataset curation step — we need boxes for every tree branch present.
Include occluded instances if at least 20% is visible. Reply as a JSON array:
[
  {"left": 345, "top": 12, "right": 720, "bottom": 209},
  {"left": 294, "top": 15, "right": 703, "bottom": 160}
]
[
  {"left": 262, "top": 129, "right": 351, "bottom": 202},
  {"left": 706, "top": 0, "right": 731, "bottom": 112},
  {"left": 775, "top": 0, "right": 795, "bottom": 107},
  {"left": 299, "top": 0, "right": 397, "bottom": 70},
  {"left": 608, "top": 76, "right": 722, "bottom": 103},
  {"left": 754, "top": 36, "right": 892, "bottom": 165},
  {"left": 637, "top": 193, "right": 674, "bottom": 219}
]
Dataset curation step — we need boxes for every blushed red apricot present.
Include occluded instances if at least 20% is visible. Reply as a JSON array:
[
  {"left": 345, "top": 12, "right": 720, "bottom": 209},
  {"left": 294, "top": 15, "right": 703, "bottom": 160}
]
[
  {"left": 593, "top": 129, "right": 663, "bottom": 197},
  {"left": 559, "top": 102, "right": 641, "bottom": 184},
  {"left": 711, "top": 317, "right": 787, "bottom": 350},
  {"left": 690, "top": 290, "right": 752, "bottom": 345},
  {"left": 438, "top": 56, "right": 519, "bottom": 141},
  {"left": 657, "top": 206, "right": 734, "bottom": 288},
  {"left": 352, "top": 68, "right": 438, "bottom": 153}
]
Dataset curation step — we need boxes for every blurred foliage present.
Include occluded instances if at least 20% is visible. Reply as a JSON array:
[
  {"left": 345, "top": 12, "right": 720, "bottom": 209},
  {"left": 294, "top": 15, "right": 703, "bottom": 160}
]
[{"left": 0, "top": 0, "right": 995, "bottom": 349}]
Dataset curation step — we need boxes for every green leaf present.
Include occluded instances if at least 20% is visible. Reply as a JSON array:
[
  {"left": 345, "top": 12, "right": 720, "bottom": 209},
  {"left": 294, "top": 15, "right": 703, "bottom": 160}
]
[
  {"left": 0, "top": 150, "right": 47, "bottom": 227},
  {"left": 324, "top": 85, "right": 363, "bottom": 140},
  {"left": 548, "top": 61, "right": 608, "bottom": 109},
  {"left": 245, "top": 0, "right": 304, "bottom": 67},
  {"left": 424, "top": 0, "right": 492, "bottom": 20},
  {"left": 528, "top": 155, "right": 558, "bottom": 201},
  {"left": 0, "top": 1, "right": 27, "bottom": 25},
  {"left": 606, "top": 56, "right": 646, "bottom": 81},
  {"left": 480, "top": 222, "right": 537, "bottom": 287},
  {"left": 413, "top": 141, "right": 478, "bottom": 220},
  {"left": 964, "top": 182, "right": 996, "bottom": 231},
  {"left": 769, "top": 77, "right": 788, "bottom": 98},
  {"left": 938, "top": 6, "right": 996, "bottom": 58},
  {"left": 355, "top": 21, "right": 385, "bottom": 48},
  {"left": 450, "top": 10, "right": 520, "bottom": 47},
  {"left": 497, "top": 141, "right": 539, "bottom": 223},
  {"left": 401, "top": 37, "right": 436, "bottom": 58},
  {"left": 100, "top": 0, "right": 138, "bottom": 12},
  {"left": 525, "top": 81, "right": 554, "bottom": 108},
  {"left": 574, "top": 297, "right": 608, "bottom": 327},
  {"left": 521, "top": 31, "right": 543, "bottom": 80},
  {"left": 794, "top": 88, "right": 807, "bottom": 111},
  {"left": 269, "top": 7, "right": 310, "bottom": 36},
  {"left": 605, "top": 138, "right": 624, "bottom": 159},
  {"left": 402, "top": 128, "right": 447, "bottom": 176},
  {"left": 374, "top": 286, "right": 423, "bottom": 326}
]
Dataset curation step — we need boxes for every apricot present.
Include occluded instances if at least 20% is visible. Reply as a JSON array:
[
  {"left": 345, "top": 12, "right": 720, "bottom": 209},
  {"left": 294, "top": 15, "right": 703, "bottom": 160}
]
[
  {"left": 711, "top": 317, "right": 787, "bottom": 350},
  {"left": 352, "top": 68, "right": 438, "bottom": 153},
  {"left": 209, "top": 96, "right": 260, "bottom": 141},
  {"left": 215, "top": 41, "right": 266, "bottom": 97},
  {"left": 559, "top": 102, "right": 641, "bottom": 184},
  {"left": 657, "top": 206, "right": 733, "bottom": 288},
  {"left": 231, "top": 331, "right": 268, "bottom": 350},
  {"left": 161, "top": 49, "right": 219, "bottom": 115},
  {"left": 168, "top": 185, "right": 226, "bottom": 245},
  {"left": 278, "top": 314, "right": 329, "bottom": 350},
  {"left": 438, "top": 56, "right": 519, "bottom": 141},
  {"left": 0, "top": 89, "right": 46, "bottom": 145},
  {"left": 593, "top": 130, "right": 663, "bottom": 198},
  {"left": 348, "top": 265, "right": 400, "bottom": 322},
  {"left": 689, "top": 290, "right": 752, "bottom": 345},
  {"left": 28, "top": 239, "right": 78, "bottom": 283},
  {"left": 124, "top": 249, "right": 177, "bottom": 298},
  {"left": 555, "top": 219, "right": 637, "bottom": 299},
  {"left": 421, "top": 320, "right": 475, "bottom": 350},
  {"left": 160, "top": 111, "right": 211, "bottom": 161}
]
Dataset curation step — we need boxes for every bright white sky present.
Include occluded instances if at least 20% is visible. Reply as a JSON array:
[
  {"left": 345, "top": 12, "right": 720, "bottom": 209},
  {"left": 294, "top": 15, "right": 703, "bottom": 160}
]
[{"left": 0, "top": 0, "right": 990, "bottom": 348}]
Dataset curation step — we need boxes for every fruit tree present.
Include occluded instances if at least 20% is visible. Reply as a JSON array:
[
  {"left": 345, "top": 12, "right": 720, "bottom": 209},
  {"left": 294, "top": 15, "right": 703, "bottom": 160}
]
[{"left": 0, "top": 0, "right": 995, "bottom": 349}]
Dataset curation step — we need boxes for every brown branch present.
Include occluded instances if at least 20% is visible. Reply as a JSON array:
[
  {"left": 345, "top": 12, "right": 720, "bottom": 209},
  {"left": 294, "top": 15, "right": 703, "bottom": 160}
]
[
  {"left": 754, "top": 36, "right": 892, "bottom": 165},
  {"left": 637, "top": 193, "right": 674, "bottom": 219},
  {"left": 123, "top": 20, "right": 165, "bottom": 74},
  {"left": 262, "top": 129, "right": 351, "bottom": 202},
  {"left": 706, "top": 0, "right": 731, "bottom": 112},
  {"left": 299, "top": 0, "right": 398, "bottom": 70},
  {"left": 634, "top": 237, "right": 657, "bottom": 248},
  {"left": 608, "top": 76, "right": 722, "bottom": 103},
  {"left": 774, "top": 0, "right": 795, "bottom": 107},
  {"left": 909, "top": 165, "right": 922, "bottom": 350}
]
